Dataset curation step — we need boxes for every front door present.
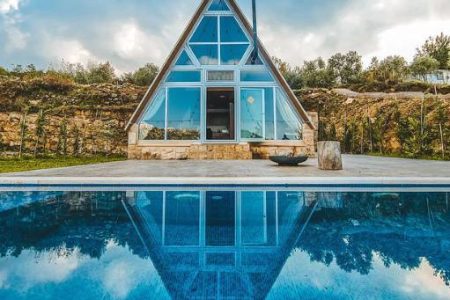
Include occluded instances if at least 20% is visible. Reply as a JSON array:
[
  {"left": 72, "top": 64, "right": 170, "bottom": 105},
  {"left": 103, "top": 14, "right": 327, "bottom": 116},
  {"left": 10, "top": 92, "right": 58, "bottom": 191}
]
[{"left": 206, "top": 88, "right": 235, "bottom": 141}]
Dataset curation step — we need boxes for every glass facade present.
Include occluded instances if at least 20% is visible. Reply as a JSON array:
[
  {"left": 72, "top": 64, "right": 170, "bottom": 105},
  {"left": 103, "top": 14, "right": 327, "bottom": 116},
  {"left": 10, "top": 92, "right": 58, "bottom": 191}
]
[
  {"left": 240, "top": 89, "right": 264, "bottom": 140},
  {"left": 220, "top": 16, "right": 248, "bottom": 42},
  {"left": 221, "top": 44, "right": 249, "bottom": 65},
  {"left": 139, "top": 89, "right": 166, "bottom": 140},
  {"left": 167, "top": 88, "right": 201, "bottom": 140},
  {"left": 190, "top": 16, "right": 218, "bottom": 43},
  {"left": 208, "top": 0, "right": 230, "bottom": 11},
  {"left": 191, "top": 44, "right": 219, "bottom": 65},
  {"left": 276, "top": 88, "right": 303, "bottom": 140},
  {"left": 137, "top": 0, "right": 305, "bottom": 143},
  {"left": 175, "top": 50, "right": 194, "bottom": 66},
  {"left": 166, "top": 71, "right": 201, "bottom": 83},
  {"left": 264, "top": 88, "right": 275, "bottom": 140},
  {"left": 189, "top": 15, "right": 249, "bottom": 66},
  {"left": 241, "top": 69, "right": 274, "bottom": 82}
]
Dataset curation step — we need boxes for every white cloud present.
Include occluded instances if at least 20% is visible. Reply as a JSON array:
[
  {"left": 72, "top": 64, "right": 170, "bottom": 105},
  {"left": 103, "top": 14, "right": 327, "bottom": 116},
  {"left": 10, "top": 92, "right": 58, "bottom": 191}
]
[
  {"left": 0, "top": 0, "right": 20, "bottom": 14},
  {"left": 43, "top": 38, "right": 98, "bottom": 66},
  {"left": 257, "top": 0, "right": 450, "bottom": 66},
  {"left": 366, "top": 19, "right": 450, "bottom": 64},
  {"left": 113, "top": 20, "right": 165, "bottom": 64},
  {"left": 1, "top": 0, "right": 449, "bottom": 71}
]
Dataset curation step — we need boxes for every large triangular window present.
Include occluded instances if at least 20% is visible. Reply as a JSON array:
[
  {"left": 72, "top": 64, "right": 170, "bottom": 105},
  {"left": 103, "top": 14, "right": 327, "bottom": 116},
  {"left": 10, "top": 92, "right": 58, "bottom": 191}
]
[
  {"left": 189, "top": 14, "right": 249, "bottom": 65},
  {"left": 135, "top": 0, "right": 310, "bottom": 143}
]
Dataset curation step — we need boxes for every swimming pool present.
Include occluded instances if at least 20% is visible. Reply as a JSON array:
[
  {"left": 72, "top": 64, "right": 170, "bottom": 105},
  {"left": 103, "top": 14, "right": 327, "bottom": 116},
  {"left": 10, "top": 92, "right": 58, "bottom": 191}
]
[{"left": 0, "top": 188, "right": 449, "bottom": 299}]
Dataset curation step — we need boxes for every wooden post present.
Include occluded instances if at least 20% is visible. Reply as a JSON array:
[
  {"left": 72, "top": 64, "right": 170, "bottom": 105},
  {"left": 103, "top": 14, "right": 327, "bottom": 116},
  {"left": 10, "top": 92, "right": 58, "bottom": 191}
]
[
  {"left": 439, "top": 123, "right": 445, "bottom": 160},
  {"left": 318, "top": 141, "right": 343, "bottom": 170}
]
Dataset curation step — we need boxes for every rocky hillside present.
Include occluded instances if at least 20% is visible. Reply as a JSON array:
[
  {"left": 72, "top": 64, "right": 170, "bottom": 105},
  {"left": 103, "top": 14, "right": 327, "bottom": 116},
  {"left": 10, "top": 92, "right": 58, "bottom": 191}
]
[
  {"left": 0, "top": 76, "right": 449, "bottom": 159},
  {"left": 298, "top": 88, "right": 450, "bottom": 159},
  {"left": 0, "top": 76, "right": 145, "bottom": 156}
]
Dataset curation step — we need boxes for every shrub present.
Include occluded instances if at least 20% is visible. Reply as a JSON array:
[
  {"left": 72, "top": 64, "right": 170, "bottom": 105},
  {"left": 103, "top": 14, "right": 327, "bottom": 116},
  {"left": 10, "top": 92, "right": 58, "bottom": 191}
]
[{"left": 121, "top": 63, "right": 159, "bottom": 86}]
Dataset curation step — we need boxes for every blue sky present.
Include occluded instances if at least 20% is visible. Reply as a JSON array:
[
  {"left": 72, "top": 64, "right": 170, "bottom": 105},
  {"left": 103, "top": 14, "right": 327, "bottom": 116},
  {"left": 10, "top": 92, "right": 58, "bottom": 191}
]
[{"left": 1, "top": 0, "right": 449, "bottom": 73}]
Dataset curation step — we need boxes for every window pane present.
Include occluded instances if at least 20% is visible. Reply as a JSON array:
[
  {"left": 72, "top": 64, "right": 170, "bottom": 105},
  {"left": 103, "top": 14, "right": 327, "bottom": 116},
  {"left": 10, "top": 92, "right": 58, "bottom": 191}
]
[
  {"left": 191, "top": 44, "right": 219, "bottom": 65},
  {"left": 139, "top": 89, "right": 166, "bottom": 140},
  {"left": 241, "top": 88, "right": 264, "bottom": 140},
  {"left": 220, "top": 44, "right": 249, "bottom": 65},
  {"left": 190, "top": 16, "right": 218, "bottom": 43},
  {"left": 276, "top": 88, "right": 303, "bottom": 140},
  {"left": 264, "top": 88, "right": 275, "bottom": 140},
  {"left": 246, "top": 51, "right": 263, "bottom": 65},
  {"left": 165, "top": 191, "right": 200, "bottom": 246},
  {"left": 240, "top": 69, "right": 274, "bottom": 82},
  {"left": 207, "top": 70, "right": 234, "bottom": 81},
  {"left": 166, "top": 71, "right": 201, "bottom": 82},
  {"left": 220, "top": 16, "right": 248, "bottom": 43},
  {"left": 208, "top": 0, "right": 230, "bottom": 11},
  {"left": 167, "top": 88, "right": 201, "bottom": 140},
  {"left": 175, "top": 50, "right": 193, "bottom": 65}
]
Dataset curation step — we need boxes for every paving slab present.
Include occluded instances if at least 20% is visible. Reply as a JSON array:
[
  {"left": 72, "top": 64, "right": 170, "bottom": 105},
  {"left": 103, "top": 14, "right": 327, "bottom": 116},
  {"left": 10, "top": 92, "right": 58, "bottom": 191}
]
[{"left": 0, "top": 155, "right": 449, "bottom": 186}]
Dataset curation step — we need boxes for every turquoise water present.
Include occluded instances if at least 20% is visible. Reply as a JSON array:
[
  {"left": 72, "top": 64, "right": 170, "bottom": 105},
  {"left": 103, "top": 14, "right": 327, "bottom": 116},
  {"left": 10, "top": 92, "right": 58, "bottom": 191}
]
[{"left": 0, "top": 189, "right": 449, "bottom": 299}]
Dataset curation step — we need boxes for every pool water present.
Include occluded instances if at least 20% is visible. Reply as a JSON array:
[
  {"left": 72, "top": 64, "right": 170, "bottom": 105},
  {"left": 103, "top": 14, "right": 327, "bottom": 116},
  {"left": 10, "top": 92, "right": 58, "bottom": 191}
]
[{"left": 0, "top": 189, "right": 449, "bottom": 300}]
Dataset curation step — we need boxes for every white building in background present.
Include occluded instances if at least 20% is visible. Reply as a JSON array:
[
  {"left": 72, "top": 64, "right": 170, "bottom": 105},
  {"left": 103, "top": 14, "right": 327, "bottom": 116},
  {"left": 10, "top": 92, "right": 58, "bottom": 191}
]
[{"left": 413, "top": 70, "right": 450, "bottom": 85}]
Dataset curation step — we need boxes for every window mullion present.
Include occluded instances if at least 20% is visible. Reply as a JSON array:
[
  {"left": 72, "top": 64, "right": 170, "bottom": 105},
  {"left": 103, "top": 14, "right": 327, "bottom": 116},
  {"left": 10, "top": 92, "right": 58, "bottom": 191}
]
[
  {"left": 218, "top": 16, "right": 221, "bottom": 65},
  {"left": 164, "top": 88, "right": 168, "bottom": 140}
]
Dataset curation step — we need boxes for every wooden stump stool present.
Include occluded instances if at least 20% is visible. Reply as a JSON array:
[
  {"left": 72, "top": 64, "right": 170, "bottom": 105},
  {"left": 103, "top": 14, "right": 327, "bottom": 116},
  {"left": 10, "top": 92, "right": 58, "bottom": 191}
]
[{"left": 318, "top": 141, "right": 343, "bottom": 170}]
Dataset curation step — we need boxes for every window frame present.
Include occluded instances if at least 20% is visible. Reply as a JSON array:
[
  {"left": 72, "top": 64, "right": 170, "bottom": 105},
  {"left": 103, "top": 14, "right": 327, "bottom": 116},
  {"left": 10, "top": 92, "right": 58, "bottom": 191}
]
[{"left": 188, "top": 12, "right": 251, "bottom": 67}]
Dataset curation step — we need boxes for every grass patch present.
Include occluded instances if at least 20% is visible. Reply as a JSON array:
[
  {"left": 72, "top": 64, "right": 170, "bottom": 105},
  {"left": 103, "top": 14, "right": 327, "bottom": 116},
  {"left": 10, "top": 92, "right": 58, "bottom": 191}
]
[{"left": 0, "top": 155, "right": 126, "bottom": 174}]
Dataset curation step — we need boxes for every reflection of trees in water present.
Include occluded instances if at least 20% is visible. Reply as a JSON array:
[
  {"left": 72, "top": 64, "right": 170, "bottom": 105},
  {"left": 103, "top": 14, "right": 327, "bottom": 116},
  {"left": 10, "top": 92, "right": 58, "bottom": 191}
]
[
  {"left": 300, "top": 192, "right": 450, "bottom": 285},
  {"left": 0, "top": 191, "right": 449, "bottom": 286},
  {"left": 0, "top": 192, "right": 144, "bottom": 259}
]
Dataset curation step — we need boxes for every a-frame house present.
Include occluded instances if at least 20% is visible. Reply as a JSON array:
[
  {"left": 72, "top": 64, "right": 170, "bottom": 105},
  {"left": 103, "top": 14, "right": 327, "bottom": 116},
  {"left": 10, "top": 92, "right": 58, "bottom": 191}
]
[{"left": 127, "top": 0, "right": 317, "bottom": 160}]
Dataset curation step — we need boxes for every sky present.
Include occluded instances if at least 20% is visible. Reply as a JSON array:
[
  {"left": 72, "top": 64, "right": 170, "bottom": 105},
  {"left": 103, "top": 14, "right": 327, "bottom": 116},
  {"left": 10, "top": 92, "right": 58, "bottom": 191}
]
[{"left": 1, "top": 0, "right": 450, "bottom": 73}]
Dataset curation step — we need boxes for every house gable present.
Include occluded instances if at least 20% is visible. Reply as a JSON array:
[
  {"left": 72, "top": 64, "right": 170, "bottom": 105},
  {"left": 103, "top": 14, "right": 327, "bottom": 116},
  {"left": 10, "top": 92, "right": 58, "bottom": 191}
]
[{"left": 126, "top": 0, "right": 314, "bottom": 132}]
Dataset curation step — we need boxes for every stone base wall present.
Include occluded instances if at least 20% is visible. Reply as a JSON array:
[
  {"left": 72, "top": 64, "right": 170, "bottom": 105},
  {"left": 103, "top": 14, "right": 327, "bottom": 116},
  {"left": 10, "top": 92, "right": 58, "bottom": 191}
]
[
  {"left": 127, "top": 112, "right": 318, "bottom": 160},
  {"left": 188, "top": 144, "right": 253, "bottom": 160}
]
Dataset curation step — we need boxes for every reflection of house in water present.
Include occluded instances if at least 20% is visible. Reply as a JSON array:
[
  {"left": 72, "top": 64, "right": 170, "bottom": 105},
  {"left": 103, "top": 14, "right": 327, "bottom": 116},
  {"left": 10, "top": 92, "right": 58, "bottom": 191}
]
[{"left": 124, "top": 190, "right": 317, "bottom": 299}]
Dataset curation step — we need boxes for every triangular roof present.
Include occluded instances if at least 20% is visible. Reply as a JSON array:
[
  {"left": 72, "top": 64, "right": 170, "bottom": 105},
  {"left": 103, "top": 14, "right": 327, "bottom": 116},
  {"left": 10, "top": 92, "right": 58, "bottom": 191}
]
[{"left": 126, "top": 0, "right": 315, "bottom": 131}]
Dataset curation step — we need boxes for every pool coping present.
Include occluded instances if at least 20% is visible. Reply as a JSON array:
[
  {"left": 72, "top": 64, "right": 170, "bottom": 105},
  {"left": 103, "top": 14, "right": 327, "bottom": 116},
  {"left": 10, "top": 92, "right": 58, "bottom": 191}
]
[{"left": 0, "top": 176, "right": 449, "bottom": 187}]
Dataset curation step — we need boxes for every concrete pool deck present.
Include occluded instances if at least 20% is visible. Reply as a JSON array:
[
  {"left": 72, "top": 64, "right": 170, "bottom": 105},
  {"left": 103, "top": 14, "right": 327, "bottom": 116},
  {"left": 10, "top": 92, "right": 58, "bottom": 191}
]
[{"left": 1, "top": 155, "right": 449, "bottom": 186}]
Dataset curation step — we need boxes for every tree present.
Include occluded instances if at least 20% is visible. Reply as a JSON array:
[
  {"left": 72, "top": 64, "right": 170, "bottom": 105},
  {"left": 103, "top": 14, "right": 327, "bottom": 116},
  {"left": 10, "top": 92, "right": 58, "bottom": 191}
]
[
  {"left": 272, "top": 57, "right": 303, "bottom": 89},
  {"left": 367, "top": 56, "right": 409, "bottom": 83},
  {"left": 57, "top": 118, "right": 68, "bottom": 156},
  {"left": 86, "top": 62, "right": 117, "bottom": 84},
  {"left": 0, "top": 66, "right": 8, "bottom": 76},
  {"left": 121, "top": 63, "right": 159, "bottom": 86},
  {"left": 33, "top": 109, "right": 46, "bottom": 157},
  {"left": 448, "top": 50, "right": 450, "bottom": 69},
  {"left": 328, "top": 51, "right": 363, "bottom": 85},
  {"left": 410, "top": 55, "right": 439, "bottom": 81},
  {"left": 18, "top": 110, "right": 28, "bottom": 158},
  {"left": 300, "top": 58, "right": 335, "bottom": 88},
  {"left": 417, "top": 33, "right": 450, "bottom": 70}
]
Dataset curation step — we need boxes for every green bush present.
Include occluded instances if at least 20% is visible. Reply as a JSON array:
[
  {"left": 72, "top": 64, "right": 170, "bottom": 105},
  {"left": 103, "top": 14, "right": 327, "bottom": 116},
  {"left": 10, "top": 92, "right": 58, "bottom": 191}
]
[{"left": 121, "top": 63, "right": 159, "bottom": 86}]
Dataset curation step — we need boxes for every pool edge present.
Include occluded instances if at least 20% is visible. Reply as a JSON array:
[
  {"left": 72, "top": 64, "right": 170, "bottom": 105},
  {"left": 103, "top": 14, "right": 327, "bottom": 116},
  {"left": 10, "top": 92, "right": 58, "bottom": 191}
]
[{"left": 0, "top": 176, "right": 449, "bottom": 187}]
